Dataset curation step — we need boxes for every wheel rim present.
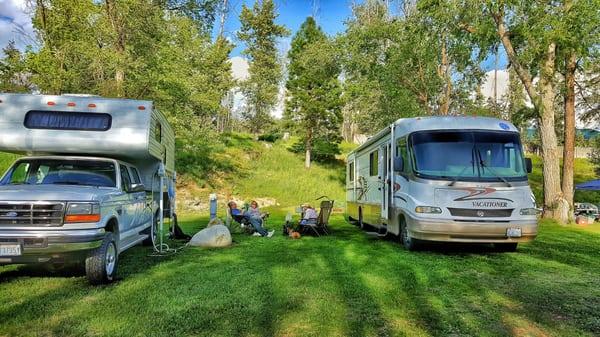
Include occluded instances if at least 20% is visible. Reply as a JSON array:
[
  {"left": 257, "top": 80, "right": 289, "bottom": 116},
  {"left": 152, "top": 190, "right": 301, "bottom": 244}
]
[{"left": 105, "top": 242, "right": 116, "bottom": 275}]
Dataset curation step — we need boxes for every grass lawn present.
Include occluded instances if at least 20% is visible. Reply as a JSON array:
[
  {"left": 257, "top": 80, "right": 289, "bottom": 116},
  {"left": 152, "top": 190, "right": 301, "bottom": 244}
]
[{"left": 1, "top": 212, "right": 598, "bottom": 337}]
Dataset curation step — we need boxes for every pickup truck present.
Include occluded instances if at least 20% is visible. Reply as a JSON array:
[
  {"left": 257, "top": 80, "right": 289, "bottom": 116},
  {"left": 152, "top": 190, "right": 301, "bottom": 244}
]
[{"left": 0, "top": 156, "right": 156, "bottom": 283}]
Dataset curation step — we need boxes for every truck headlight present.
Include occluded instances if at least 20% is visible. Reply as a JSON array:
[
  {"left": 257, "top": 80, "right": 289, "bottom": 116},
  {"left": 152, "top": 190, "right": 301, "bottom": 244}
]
[
  {"left": 65, "top": 202, "right": 101, "bottom": 223},
  {"left": 519, "top": 208, "right": 538, "bottom": 216},
  {"left": 415, "top": 206, "right": 442, "bottom": 214}
]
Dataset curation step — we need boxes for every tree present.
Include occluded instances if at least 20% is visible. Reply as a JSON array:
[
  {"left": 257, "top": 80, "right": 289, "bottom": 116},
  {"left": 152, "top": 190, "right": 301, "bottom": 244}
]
[
  {"left": 285, "top": 17, "right": 342, "bottom": 168},
  {"left": 0, "top": 41, "right": 31, "bottom": 93},
  {"left": 237, "top": 0, "right": 289, "bottom": 133}
]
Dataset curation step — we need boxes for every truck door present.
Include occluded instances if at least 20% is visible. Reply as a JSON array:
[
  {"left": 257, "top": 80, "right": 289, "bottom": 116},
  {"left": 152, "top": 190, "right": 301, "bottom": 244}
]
[
  {"left": 129, "top": 166, "right": 150, "bottom": 227},
  {"left": 380, "top": 143, "right": 390, "bottom": 219},
  {"left": 118, "top": 164, "right": 137, "bottom": 232}
]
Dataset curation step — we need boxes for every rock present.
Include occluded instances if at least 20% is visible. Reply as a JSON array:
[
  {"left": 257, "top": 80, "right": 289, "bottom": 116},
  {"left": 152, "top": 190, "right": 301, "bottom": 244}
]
[
  {"left": 189, "top": 225, "right": 232, "bottom": 248},
  {"left": 207, "top": 218, "right": 224, "bottom": 228}
]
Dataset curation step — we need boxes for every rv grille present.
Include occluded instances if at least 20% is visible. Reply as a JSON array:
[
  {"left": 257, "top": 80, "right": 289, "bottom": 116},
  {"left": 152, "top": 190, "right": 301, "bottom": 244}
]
[
  {"left": 448, "top": 208, "right": 513, "bottom": 218},
  {"left": 0, "top": 202, "right": 65, "bottom": 227}
]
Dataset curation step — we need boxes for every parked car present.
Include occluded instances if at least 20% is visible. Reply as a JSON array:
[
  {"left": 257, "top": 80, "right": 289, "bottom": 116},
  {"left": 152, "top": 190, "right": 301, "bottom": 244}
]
[
  {"left": 574, "top": 203, "right": 599, "bottom": 221},
  {"left": 0, "top": 93, "right": 176, "bottom": 284}
]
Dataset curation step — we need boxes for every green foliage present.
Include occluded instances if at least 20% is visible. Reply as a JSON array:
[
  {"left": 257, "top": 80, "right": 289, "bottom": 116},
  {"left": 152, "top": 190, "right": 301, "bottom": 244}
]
[
  {"left": 588, "top": 137, "right": 600, "bottom": 176},
  {"left": 289, "top": 138, "right": 341, "bottom": 163},
  {"left": 237, "top": 0, "right": 289, "bottom": 133},
  {"left": 257, "top": 133, "right": 281, "bottom": 142},
  {"left": 0, "top": 41, "right": 31, "bottom": 93},
  {"left": 285, "top": 17, "right": 342, "bottom": 167}
]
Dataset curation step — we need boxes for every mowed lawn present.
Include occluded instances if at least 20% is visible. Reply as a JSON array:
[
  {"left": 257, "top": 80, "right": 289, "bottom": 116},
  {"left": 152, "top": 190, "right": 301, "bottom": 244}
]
[{"left": 0, "top": 213, "right": 599, "bottom": 337}]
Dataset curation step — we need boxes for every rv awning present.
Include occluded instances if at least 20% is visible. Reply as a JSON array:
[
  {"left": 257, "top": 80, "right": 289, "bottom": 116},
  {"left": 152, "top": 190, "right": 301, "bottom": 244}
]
[{"left": 575, "top": 179, "right": 600, "bottom": 191}]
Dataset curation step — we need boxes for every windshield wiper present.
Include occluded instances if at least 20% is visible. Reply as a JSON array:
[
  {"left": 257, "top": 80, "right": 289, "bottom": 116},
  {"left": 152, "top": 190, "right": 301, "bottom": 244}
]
[
  {"left": 476, "top": 149, "right": 512, "bottom": 187},
  {"left": 448, "top": 146, "right": 476, "bottom": 186}
]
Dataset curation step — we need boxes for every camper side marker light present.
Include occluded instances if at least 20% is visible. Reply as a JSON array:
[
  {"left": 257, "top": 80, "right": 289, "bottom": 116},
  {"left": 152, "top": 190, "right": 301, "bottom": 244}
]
[
  {"left": 67, "top": 102, "right": 76, "bottom": 107},
  {"left": 47, "top": 101, "right": 56, "bottom": 106},
  {"left": 88, "top": 103, "right": 97, "bottom": 108},
  {"left": 138, "top": 106, "right": 146, "bottom": 110}
]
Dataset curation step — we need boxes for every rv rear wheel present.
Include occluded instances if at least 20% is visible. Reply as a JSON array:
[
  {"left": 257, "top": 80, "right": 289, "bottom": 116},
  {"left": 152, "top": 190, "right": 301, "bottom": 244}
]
[
  {"left": 399, "top": 218, "right": 420, "bottom": 251},
  {"left": 85, "top": 232, "right": 118, "bottom": 285},
  {"left": 493, "top": 243, "right": 518, "bottom": 252},
  {"left": 358, "top": 209, "right": 365, "bottom": 229}
]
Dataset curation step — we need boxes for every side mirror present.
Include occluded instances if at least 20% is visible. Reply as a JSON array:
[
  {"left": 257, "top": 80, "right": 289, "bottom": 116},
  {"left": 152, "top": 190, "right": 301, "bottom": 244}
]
[
  {"left": 525, "top": 158, "right": 532, "bottom": 174},
  {"left": 393, "top": 156, "right": 404, "bottom": 172},
  {"left": 129, "top": 183, "right": 146, "bottom": 193}
]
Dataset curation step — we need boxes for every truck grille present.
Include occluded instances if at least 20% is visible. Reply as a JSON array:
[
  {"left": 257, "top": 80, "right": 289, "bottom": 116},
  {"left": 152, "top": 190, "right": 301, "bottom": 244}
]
[
  {"left": 448, "top": 208, "right": 513, "bottom": 218},
  {"left": 0, "top": 202, "right": 65, "bottom": 227}
]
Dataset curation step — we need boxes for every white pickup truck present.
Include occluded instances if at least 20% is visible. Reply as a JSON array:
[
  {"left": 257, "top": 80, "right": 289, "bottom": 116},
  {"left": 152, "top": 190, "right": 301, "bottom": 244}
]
[{"left": 0, "top": 93, "right": 176, "bottom": 284}]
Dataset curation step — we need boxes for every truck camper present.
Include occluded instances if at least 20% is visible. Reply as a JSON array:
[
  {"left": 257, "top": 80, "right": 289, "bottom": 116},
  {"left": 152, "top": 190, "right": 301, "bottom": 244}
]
[
  {"left": 346, "top": 116, "right": 538, "bottom": 251},
  {"left": 0, "top": 93, "right": 176, "bottom": 283}
]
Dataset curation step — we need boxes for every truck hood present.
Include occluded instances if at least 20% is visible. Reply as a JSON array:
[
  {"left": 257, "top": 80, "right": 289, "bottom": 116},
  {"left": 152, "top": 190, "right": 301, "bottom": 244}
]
[{"left": 0, "top": 184, "right": 112, "bottom": 201}]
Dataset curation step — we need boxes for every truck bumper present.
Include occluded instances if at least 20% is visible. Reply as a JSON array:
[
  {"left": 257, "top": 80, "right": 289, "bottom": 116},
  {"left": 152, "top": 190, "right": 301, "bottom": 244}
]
[
  {"left": 405, "top": 215, "right": 537, "bottom": 243},
  {"left": 0, "top": 228, "right": 105, "bottom": 264}
]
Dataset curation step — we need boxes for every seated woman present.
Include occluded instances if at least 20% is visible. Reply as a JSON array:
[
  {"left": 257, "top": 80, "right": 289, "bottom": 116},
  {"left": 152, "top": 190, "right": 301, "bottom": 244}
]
[
  {"left": 300, "top": 203, "right": 318, "bottom": 225},
  {"left": 246, "top": 200, "right": 268, "bottom": 220},
  {"left": 228, "top": 201, "right": 274, "bottom": 238}
]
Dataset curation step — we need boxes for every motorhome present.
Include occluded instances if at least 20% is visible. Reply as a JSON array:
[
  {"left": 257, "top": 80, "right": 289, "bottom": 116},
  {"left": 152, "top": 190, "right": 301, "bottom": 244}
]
[
  {"left": 0, "top": 93, "right": 175, "bottom": 283},
  {"left": 346, "top": 116, "right": 538, "bottom": 251}
]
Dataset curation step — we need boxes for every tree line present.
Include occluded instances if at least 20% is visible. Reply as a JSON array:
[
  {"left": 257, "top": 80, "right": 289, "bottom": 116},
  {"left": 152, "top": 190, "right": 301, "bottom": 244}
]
[{"left": 0, "top": 0, "right": 599, "bottom": 224}]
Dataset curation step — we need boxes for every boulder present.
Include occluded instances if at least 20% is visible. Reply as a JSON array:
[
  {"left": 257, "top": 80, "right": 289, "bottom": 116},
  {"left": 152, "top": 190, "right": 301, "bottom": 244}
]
[{"left": 189, "top": 224, "right": 232, "bottom": 248}]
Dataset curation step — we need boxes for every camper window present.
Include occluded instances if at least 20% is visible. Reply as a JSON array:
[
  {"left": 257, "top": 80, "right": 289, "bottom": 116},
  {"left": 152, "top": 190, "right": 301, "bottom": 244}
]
[
  {"left": 120, "top": 165, "right": 132, "bottom": 192},
  {"left": 349, "top": 162, "right": 354, "bottom": 182},
  {"left": 24, "top": 111, "right": 111, "bottom": 131},
  {"left": 153, "top": 120, "right": 162, "bottom": 142},
  {"left": 369, "top": 150, "right": 379, "bottom": 176}
]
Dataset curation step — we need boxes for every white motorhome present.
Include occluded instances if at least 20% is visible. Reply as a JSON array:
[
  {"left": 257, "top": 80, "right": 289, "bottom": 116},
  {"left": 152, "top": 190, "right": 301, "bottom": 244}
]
[
  {"left": 346, "top": 116, "right": 538, "bottom": 251},
  {"left": 0, "top": 93, "right": 175, "bottom": 283}
]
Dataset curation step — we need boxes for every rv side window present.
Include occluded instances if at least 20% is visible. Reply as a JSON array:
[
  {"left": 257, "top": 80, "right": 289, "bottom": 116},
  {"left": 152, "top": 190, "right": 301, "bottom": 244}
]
[
  {"left": 369, "top": 150, "right": 378, "bottom": 176},
  {"left": 348, "top": 162, "right": 354, "bottom": 182},
  {"left": 397, "top": 137, "right": 409, "bottom": 173},
  {"left": 153, "top": 120, "right": 162, "bottom": 142},
  {"left": 120, "top": 165, "right": 132, "bottom": 192},
  {"left": 24, "top": 111, "right": 111, "bottom": 131}
]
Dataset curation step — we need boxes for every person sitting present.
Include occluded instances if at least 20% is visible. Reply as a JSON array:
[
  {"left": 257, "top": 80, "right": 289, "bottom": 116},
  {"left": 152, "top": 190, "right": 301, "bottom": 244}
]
[
  {"left": 300, "top": 203, "right": 318, "bottom": 225},
  {"left": 228, "top": 201, "right": 274, "bottom": 238},
  {"left": 247, "top": 200, "right": 268, "bottom": 220}
]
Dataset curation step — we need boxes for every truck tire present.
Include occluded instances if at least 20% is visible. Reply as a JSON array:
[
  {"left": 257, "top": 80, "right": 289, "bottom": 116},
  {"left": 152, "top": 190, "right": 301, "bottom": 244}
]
[
  {"left": 493, "top": 243, "right": 518, "bottom": 252},
  {"left": 85, "top": 232, "right": 118, "bottom": 285},
  {"left": 142, "top": 212, "right": 159, "bottom": 246},
  {"left": 399, "top": 218, "right": 420, "bottom": 251}
]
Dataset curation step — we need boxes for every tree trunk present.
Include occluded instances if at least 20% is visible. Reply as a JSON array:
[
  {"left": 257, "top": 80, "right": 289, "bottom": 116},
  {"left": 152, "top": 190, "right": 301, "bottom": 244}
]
[
  {"left": 305, "top": 129, "right": 312, "bottom": 169},
  {"left": 538, "top": 42, "right": 569, "bottom": 223},
  {"left": 438, "top": 38, "right": 451, "bottom": 115},
  {"left": 562, "top": 51, "right": 577, "bottom": 219}
]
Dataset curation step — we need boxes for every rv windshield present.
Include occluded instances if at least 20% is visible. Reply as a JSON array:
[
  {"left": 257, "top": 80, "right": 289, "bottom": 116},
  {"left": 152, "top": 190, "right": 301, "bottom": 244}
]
[
  {"left": 409, "top": 130, "right": 527, "bottom": 182},
  {"left": 1, "top": 159, "right": 117, "bottom": 187}
]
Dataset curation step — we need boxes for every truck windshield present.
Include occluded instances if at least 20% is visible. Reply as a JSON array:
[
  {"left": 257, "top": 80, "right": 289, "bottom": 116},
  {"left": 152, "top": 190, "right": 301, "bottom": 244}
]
[
  {"left": 2, "top": 159, "right": 117, "bottom": 187},
  {"left": 409, "top": 130, "right": 527, "bottom": 182}
]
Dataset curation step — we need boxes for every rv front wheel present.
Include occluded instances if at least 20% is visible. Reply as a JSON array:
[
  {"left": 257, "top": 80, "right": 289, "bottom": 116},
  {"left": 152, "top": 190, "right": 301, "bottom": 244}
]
[
  {"left": 399, "top": 218, "right": 420, "bottom": 251},
  {"left": 85, "top": 232, "right": 118, "bottom": 285},
  {"left": 493, "top": 243, "right": 518, "bottom": 252}
]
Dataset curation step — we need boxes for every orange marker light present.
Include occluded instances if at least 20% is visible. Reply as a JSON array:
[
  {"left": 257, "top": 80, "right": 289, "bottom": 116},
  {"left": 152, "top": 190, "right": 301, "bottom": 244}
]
[
  {"left": 138, "top": 105, "right": 146, "bottom": 110},
  {"left": 67, "top": 102, "right": 76, "bottom": 107},
  {"left": 65, "top": 214, "right": 101, "bottom": 223},
  {"left": 47, "top": 101, "right": 56, "bottom": 106},
  {"left": 88, "top": 103, "right": 97, "bottom": 108}
]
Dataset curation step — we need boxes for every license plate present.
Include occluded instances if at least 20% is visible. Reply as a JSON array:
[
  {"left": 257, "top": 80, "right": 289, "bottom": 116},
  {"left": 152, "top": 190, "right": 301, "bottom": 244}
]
[
  {"left": 506, "top": 227, "right": 522, "bottom": 238},
  {"left": 0, "top": 244, "right": 21, "bottom": 256}
]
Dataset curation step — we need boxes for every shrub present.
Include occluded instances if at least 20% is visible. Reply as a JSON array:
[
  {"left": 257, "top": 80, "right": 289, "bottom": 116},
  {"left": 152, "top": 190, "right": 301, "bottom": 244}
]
[{"left": 290, "top": 138, "right": 341, "bottom": 163}]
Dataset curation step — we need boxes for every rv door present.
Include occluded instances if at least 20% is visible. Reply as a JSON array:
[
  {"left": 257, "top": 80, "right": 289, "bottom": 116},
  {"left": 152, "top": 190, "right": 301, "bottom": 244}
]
[{"left": 380, "top": 143, "right": 391, "bottom": 219}]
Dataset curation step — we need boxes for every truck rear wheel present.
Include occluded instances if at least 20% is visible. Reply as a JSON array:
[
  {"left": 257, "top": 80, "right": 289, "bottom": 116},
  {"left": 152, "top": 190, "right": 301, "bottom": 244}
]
[
  {"left": 85, "top": 232, "right": 118, "bottom": 284},
  {"left": 399, "top": 218, "right": 420, "bottom": 251},
  {"left": 142, "top": 212, "right": 159, "bottom": 246}
]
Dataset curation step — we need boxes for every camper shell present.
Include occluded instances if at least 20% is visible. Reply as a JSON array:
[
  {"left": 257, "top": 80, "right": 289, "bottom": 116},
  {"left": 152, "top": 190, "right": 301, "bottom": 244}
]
[
  {"left": 0, "top": 93, "right": 176, "bottom": 284},
  {"left": 346, "top": 116, "right": 538, "bottom": 251}
]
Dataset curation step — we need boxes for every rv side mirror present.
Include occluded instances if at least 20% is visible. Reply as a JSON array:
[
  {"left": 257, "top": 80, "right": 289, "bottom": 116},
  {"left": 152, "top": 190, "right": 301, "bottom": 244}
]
[
  {"left": 130, "top": 183, "right": 146, "bottom": 193},
  {"left": 393, "top": 156, "right": 404, "bottom": 172},
  {"left": 525, "top": 158, "right": 533, "bottom": 174}
]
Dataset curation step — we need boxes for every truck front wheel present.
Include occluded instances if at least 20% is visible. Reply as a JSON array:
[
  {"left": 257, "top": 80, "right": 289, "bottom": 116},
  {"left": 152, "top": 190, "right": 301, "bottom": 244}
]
[
  {"left": 399, "top": 218, "right": 420, "bottom": 251},
  {"left": 85, "top": 232, "right": 118, "bottom": 284}
]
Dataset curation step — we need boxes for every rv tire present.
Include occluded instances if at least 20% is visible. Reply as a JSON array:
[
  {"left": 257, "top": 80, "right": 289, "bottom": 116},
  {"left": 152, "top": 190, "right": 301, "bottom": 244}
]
[
  {"left": 493, "top": 243, "right": 518, "bottom": 252},
  {"left": 85, "top": 232, "right": 118, "bottom": 285},
  {"left": 358, "top": 209, "right": 366, "bottom": 230},
  {"left": 399, "top": 218, "right": 420, "bottom": 251}
]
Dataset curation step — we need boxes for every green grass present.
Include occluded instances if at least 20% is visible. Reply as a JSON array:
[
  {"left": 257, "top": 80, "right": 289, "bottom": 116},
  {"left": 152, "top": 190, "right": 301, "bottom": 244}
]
[{"left": 1, "top": 214, "right": 598, "bottom": 337}]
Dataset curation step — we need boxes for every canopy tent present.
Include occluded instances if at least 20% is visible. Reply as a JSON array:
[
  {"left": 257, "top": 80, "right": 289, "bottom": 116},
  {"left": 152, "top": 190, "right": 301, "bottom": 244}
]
[{"left": 575, "top": 179, "right": 600, "bottom": 191}]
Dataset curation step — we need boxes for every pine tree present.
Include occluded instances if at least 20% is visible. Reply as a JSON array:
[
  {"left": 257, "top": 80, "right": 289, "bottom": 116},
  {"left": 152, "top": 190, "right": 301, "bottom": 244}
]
[
  {"left": 237, "top": 0, "right": 289, "bottom": 134},
  {"left": 0, "top": 41, "right": 31, "bottom": 93}
]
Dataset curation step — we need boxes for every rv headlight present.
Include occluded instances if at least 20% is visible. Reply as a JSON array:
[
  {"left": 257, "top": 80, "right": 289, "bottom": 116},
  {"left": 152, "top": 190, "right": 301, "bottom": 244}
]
[
  {"left": 415, "top": 206, "right": 442, "bottom": 214},
  {"left": 519, "top": 208, "right": 538, "bottom": 216},
  {"left": 65, "top": 202, "right": 101, "bottom": 223}
]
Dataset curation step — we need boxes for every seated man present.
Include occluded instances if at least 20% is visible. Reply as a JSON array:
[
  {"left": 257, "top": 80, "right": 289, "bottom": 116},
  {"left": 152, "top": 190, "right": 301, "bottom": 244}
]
[
  {"left": 228, "top": 201, "right": 274, "bottom": 238},
  {"left": 300, "top": 203, "right": 318, "bottom": 225}
]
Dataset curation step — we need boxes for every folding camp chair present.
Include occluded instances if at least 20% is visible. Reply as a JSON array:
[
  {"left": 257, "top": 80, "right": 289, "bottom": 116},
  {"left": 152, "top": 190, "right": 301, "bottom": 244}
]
[
  {"left": 227, "top": 205, "right": 269, "bottom": 235},
  {"left": 299, "top": 198, "right": 334, "bottom": 236}
]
